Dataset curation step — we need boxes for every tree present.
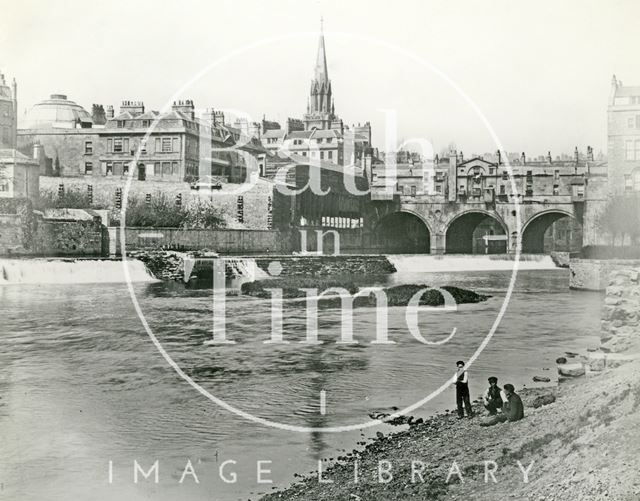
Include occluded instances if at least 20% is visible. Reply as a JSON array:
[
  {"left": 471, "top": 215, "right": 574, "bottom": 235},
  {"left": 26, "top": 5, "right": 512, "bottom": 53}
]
[{"left": 597, "top": 193, "right": 640, "bottom": 246}]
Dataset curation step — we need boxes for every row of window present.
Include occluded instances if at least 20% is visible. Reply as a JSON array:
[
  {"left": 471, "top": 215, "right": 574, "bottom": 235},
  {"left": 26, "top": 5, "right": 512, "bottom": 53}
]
[
  {"left": 86, "top": 136, "right": 181, "bottom": 155},
  {"left": 291, "top": 137, "right": 334, "bottom": 146}
]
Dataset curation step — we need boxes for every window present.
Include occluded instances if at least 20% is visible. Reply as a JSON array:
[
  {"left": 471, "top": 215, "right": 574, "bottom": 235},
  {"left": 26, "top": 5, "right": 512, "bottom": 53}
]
[
  {"left": 123, "top": 163, "right": 129, "bottom": 174},
  {"left": 328, "top": 151, "right": 333, "bottom": 159},
  {"left": 302, "top": 151, "right": 307, "bottom": 156},
  {"left": 489, "top": 167, "right": 495, "bottom": 175},
  {"left": 162, "top": 162, "right": 171, "bottom": 176},
  {"left": 140, "top": 140, "right": 147, "bottom": 155},
  {"left": 153, "top": 162, "right": 160, "bottom": 176},
  {"left": 500, "top": 185, "right": 506, "bottom": 195},
  {"left": 85, "top": 141, "right": 93, "bottom": 154},
  {"left": 626, "top": 140, "right": 635, "bottom": 160},
  {"left": 320, "top": 151, "right": 325, "bottom": 160},
  {"left": 502, "top": 171, "right": 508, "bottom": 180},
  {"left": 629, "top": 117, "right": 635, "bottom": 128},
  {"left": 113, "top": 162, "right": 123, "bottom": 175},
  {"left": 525, "top": 183, "right": 533, "bottom": 196},
  {"left": 107, "top": 138, "right": 112, "bottom": 152},
  {"left": 162, "top": 137, "right": 172, "bottom": 153},
  {"left": 106, "top": 162, "right": 113, "bottom": 175},
  {"left": 117, "top": 120, "right": 124, "bottom": 128},
  {"left": 326, "top": 138, "right": 333, "bottom": 143},
  {"left": 142, "top": 120, "right": 150, "bottom": 128},
  {"left": 553, "top": 184, "right": 559, "bottom": 196},
  {"left": 84, "top": 162, "right": 93, "bottom": 174},
  {"left": 113, "top": 138, "right": 123, "bottom": 153},
  {"left": 554, "top": 169, "right": 560, "bottom": 180},
  {"left": 625, "top": 175, "right": 633, "bottom": 191},
  {"left": 435, "top": 184, "right": 442, "bottom": 193},
  {"left": 410, "top": 185, "right": 417, "bottom": 196},
  {"left": 172, "top": 161, "right": 179, "bottom": 175}
]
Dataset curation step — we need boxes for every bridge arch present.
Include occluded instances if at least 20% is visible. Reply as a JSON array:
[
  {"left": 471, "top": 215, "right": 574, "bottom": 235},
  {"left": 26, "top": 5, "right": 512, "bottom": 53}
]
[
  {"left": 373, "top": 210, "right": 431, "bottom": 254},
  {"left": 445, "top": 210, "right": 508, "bottom": 254},
  {"left": 521, "top": 209, "right": 579, "bottom": 254}
]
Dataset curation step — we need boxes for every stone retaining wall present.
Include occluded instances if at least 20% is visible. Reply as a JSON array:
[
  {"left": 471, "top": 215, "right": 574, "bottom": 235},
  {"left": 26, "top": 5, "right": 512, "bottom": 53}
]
[
  {"left": 569, "top": 258, "right": 640, "bottom": 290},
  {"left": 601, "top": 267, "right": 640, "bottom": 353}
]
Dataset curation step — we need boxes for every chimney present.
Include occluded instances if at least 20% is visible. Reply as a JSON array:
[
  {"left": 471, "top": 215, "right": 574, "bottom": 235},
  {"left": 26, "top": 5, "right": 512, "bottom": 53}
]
[
  {"left": 496, "top": 150, "right": 501, "bottom": 165},
  {"left": 587, "top": 146, "right": 594, "bottom": 161},
  {"left": 574, "top": 146, "right": 579, "bottom": 163},
  {"left": 106, "top": 105, "right": 114, "bottom": 119},
  {"left": 119, "top": 100, "right": 145, "bottom": 116},
  {"left": 520, "top": 152, "right": 526, "bottom": 165},
  {"left": 208, "top": 108, "right": 225, "bottom": 127},
  {"left": 547, "top": 151, "right": 552, "bottom": 165},
  {"left": 172, "top": 99, "right": 195, "bottom": 121}
]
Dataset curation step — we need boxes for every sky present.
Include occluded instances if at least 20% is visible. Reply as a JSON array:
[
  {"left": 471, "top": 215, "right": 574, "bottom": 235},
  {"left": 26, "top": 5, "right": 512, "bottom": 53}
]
[{"left": 1, "top": 0, "right": 639, "bottom": 157}]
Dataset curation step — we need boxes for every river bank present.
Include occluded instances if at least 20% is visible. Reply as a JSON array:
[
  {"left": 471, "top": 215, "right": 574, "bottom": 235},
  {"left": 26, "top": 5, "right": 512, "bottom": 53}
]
[{"left": 261, "top": 359, "right": 640, "bottom": 500}]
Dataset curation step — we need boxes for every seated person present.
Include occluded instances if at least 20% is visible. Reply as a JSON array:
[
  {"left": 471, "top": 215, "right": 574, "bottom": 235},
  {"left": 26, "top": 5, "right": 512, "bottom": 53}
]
[
  {"left": 483, "top": 376, "right": 503, "bottom": 416},
  {"left": 501, "top": 383, "right": 524, "bottom": 422},
  {"left": 479, "top": 383, "right": 524, "bottom": 426}
]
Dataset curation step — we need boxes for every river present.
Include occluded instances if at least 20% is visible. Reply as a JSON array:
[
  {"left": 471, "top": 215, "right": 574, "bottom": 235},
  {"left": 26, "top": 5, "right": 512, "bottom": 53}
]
[{"left": 0, "top": 261, "right": 602, "bottom": 500}]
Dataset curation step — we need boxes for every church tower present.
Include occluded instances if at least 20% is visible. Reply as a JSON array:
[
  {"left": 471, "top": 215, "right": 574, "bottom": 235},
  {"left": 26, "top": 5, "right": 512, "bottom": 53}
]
[
  {"left": 0, "top": 71, "right": 18, "bottom": 149},
  {"left": 303, "top": 19, "right": 343, "bottom": 131}
]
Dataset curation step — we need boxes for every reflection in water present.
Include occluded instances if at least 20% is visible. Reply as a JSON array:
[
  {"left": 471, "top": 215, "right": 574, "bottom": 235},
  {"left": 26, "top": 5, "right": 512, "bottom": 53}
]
[{"left": 0, "top": 269, "right": 602, "bottom": 500}]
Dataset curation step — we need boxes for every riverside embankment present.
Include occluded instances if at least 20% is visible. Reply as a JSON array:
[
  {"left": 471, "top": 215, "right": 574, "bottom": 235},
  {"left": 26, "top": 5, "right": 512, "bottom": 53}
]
[
  {"left": 261, "top": 359, "right": 640, "bottom": 501},
  {"left": 262, "top": 264, "right": 640, "bottom": 501}
]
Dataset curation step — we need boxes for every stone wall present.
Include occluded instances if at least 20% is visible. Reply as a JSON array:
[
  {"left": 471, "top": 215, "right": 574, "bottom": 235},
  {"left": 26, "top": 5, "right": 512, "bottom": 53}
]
[
  {"left": 33, "top": 218, "right": 104, "bottom": 256},
  {"left": 119, "top": 227, "right": 291, "bottom": 254},
  {"left": 569, "top": 258, "right": 640, "bottom": 290},
  {"left": 601, "top": 267, "right": 640, "bottom": 353},
  {"left": 0, "top": 198, "right": 34, "bottom": 254}
]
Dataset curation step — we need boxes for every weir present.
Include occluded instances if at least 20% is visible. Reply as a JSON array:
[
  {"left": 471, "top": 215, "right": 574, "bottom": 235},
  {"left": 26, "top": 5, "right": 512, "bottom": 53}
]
[
  {"left": 0, "top": 259, "right": 158, "bottom": 285},
  {"left": 386, "top": 254, "right": 559, "bottom": 273}
]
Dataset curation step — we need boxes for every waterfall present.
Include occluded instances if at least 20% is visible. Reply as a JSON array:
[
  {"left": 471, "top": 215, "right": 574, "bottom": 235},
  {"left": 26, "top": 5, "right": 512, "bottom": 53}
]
[
  {"left": 0, "top": 259, "right": 158, "bottom": 285},
  {"left": 184, "top": 257, "right": 269, "bottom": 282},
  {"left": 223, "top": 258, "right": 269, "bottom": 281},
  {"left": 387, "top": 254, "right": 558, "bottom": 273}
]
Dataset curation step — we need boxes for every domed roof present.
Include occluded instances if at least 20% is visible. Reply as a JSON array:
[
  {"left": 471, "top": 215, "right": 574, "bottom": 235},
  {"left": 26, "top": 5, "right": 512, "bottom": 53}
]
[{"left": 23, "top": 94, "right": 93, "bottom": 129}]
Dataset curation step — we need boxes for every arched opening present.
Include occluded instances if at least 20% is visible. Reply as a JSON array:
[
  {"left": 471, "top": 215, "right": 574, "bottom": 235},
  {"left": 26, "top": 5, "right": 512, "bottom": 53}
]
[
  {"left": 522, "top": 211, "right": 581, "bottom": 254},
  {"left": 445, "top": 211, "right": 507, "bottom": 254},
  {"left": 374, "top": 211, "right": 430, "bottom": 254}
]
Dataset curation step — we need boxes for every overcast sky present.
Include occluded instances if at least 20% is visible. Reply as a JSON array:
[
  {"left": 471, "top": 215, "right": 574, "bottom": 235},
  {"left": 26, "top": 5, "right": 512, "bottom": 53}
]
[{"left": 1, "top": 0, "right": 639, "bottom": 156}]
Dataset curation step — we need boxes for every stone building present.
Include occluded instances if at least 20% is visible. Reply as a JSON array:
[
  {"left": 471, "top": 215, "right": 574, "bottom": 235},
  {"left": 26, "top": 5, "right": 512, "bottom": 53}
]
[
  {"left": 17, "top": 96, "right": 267, "bottom": 184},
  {"left": 607, "top": 75, "right": 640, "bottom": 194}
]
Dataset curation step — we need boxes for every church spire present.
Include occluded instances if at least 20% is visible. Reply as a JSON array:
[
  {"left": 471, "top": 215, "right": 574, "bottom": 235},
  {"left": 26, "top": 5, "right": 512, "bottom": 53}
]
[{"left": 314, "top": 17, "right": 329, "bottom": 84}]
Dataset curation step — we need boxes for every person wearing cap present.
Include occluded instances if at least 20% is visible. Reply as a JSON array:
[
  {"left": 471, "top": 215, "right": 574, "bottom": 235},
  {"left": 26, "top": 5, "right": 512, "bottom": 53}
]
[
  {"left": 501, "top": 383, "right": 524, "bottom": 422},
  {"left": 483, "top": 376, "right": 503, "bottom": 416},
  {"left": 452, "top": 360, "right": 474, "bottom": 419}
]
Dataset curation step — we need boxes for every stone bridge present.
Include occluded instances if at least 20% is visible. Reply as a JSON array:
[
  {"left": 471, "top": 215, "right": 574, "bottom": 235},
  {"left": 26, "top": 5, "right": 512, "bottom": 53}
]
[{"left": 367, "top": 197, "right": 584, "bottom": 254}]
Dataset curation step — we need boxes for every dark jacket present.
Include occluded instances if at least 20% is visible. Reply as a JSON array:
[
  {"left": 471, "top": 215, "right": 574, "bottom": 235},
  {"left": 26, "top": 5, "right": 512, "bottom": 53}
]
[{"left": 502, "top": 392, "right": 524, "bottom": 422}]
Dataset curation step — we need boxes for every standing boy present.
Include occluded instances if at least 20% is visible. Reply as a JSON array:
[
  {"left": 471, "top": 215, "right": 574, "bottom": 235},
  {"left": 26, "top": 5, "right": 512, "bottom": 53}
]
[{"left": 453, "top": 360, "right": 473, "bottom": 419}]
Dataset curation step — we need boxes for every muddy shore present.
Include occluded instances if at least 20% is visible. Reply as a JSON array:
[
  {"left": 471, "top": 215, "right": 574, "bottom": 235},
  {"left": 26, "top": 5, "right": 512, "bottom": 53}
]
[{"left": 260, "top": 360, "right": 640, "bottom": 500}]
